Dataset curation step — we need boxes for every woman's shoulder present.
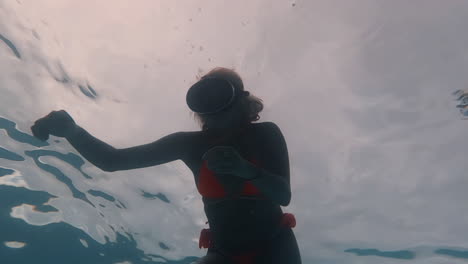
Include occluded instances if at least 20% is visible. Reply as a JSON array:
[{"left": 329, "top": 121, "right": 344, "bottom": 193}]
[
  {"left": 177, "top": 122, "right": 281, "bottom": 141},
  {"left": 246, "top": 122, "right": 284, "bottom": 145},
  {"left": 176, "top": 130, "right": 204, "bottom": 141},
  {"left": 253, "top": 122, "right": 286, "bottom": 145},
  {"left": 253, "top": 121, "right": 281, "bottom": 132}
]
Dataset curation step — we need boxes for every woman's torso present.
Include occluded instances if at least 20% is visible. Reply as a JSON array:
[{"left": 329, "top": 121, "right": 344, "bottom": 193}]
[{"left": 181, "top": 122, "right": 284, "bottom": 250}]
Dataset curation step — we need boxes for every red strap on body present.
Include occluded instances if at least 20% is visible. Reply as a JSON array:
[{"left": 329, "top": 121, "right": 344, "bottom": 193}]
[
  {"left": 231, "top": 250, "right": 259, "bottom": 264},
  {"left": 280, "top": 213, "right": 296, "bottom": 228},
  {"left": 199, "top": 213, "right": 296, "bottom": 249},
  {"left": 199, "top": 228, "right": 212, "bottom": 249},
  {"left": 198, "top": 158, "right": 262, "bottom": 198}
]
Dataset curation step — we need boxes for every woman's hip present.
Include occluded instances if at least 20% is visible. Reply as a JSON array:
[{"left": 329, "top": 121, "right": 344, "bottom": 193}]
[{"left": 208, "top": 227, "right": 301, "bottom": 264}]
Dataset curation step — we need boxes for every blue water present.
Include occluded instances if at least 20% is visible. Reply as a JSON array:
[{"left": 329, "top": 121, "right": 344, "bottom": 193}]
[
  {"left": 4, "top": 1, "right": 468, "bottom": 263},
  {"left": 0, "top": 117, "right": 198, "bottom": 263}
]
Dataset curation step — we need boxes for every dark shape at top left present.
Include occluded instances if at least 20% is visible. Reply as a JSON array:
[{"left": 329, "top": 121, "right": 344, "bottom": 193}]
[{"left": 0, "top": 33, "right": 21, "bottom": 59}]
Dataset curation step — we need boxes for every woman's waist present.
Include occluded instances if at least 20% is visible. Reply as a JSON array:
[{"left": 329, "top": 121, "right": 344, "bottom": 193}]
[
  {"left": 203, "top": 197, "right": 283, "bottom": 225},
  {"left": 209, "top": 223, "right": 290, "bottom": 253},
  {"left": 204, "top": 200, "right": 284, "bottom": 246},
  {"left": 207, "top": 214, "right": 283, "bottom": 234}
]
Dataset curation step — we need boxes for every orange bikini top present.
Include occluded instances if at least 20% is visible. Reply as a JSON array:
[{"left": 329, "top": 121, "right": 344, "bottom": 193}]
[{"left": 197, "top": 158, "right": 262, "bottom": 198}]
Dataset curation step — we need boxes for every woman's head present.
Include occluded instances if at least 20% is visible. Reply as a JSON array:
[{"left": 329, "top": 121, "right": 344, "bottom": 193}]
[{"left": 189, "top": 67, "right": 264, "bottom": 131}]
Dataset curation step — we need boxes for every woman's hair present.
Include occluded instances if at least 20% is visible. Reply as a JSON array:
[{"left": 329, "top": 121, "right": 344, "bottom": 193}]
[{"left": 189, "top": 67, "right": 264, "bottom": 131}]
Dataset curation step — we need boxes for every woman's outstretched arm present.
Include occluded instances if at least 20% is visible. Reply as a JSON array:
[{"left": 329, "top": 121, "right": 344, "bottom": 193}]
[
  {"left": 66, "top": 125, "right": 190, "bottom": 172},
  {"left": 32, "top": 110, "right": 191, "bottom": 172}
]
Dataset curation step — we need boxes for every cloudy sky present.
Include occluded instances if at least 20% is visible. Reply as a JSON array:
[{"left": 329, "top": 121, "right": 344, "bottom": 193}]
[{"left": 2, "top": 0, "right": 468, "bottom": 263}]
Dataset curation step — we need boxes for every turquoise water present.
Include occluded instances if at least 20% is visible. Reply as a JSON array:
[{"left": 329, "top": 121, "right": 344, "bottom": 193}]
[
  {"left": 3, "top": 1, "right": 468, "bottom": 263},
  {"left": 0, "top": 117, "right": 198, "bottom": 263}
]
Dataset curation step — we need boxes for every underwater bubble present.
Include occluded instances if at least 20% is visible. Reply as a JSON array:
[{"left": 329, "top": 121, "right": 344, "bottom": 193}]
[
  {"left": 4, "top": 241, "right": 26, "bottom": 249},
  {"left": 79, "top": 238, "right": 88, "bottom": 248}
]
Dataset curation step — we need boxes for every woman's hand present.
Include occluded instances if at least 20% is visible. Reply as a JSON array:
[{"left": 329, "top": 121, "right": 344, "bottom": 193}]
[
  {"left": 202, "top": 146, "right": 254, "bottom": 179},
  {"left": 31, "top": 110, "right": 77, "bottom": 141}
]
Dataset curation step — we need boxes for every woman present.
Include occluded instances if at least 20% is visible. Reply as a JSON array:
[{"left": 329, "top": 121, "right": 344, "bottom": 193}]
[{"left": 31, "top": 67, "right": 302, "bottom": 264}]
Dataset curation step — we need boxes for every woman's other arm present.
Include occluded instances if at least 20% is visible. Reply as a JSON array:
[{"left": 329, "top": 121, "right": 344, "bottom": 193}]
[{"left": 246, "top": 122, "right": 291, "bottom": 206}]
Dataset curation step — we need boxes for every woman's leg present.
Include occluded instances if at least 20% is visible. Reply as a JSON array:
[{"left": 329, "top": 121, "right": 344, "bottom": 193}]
[
  {"left": 196, "top": 228, "right": 301, "bottom": 264},
  {"left": 195, "top": 249, "right": 234, "bottom": 264},
  {"left": 255, "top": 228, "right": 302, "bottom": 264}
]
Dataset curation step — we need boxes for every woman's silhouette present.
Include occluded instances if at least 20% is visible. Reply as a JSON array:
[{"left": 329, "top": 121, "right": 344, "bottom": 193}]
[{"left": 31, "top": 67, "right": 302, "bottom": 264}]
